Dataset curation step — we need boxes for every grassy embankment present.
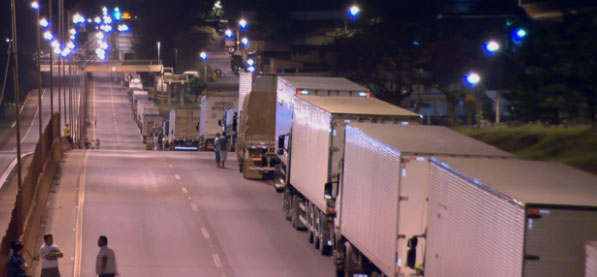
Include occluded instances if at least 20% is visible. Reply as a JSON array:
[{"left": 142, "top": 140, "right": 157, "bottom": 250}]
[{"left": 455, "top": 124, "right": 597, "bottom": 175}]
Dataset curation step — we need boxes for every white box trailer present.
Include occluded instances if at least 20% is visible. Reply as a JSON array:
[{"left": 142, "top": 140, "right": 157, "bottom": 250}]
[
  {"left": 338, "top": 124, "right": 513, "bottom": 276},
  {"left": 285, "top": 95, "right": 420, "bottom": 255},
  {"left": 168, "top": 108, "right": 200, "bottom": 150},
  {"left": 132, "top": 90, "right": 149, "bottom": 104},
  {"left": 140, "top": 107, "right": 162, "bottom": 143},
  {"left": 199, "top": 92, "right": 237, "bottom": 150},
  {"left": 426, "top": 157, "right": 597, "bottom": 277},
  {"left": 587, "top": 241, "right": 597, "bottom": 277}
]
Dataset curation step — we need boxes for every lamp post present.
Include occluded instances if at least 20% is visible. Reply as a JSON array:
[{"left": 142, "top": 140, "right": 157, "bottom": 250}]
[
  {"left": 200, "top": 51, "right": 208, "bottom": 83},
  {"left": 482, "top": 40, "right": 505, "bottom": 123},
  {"left": 10, "top": 0, "right": 22, "bottom": 189},
  {"left": 48, "top": 0, "right": 54, "bottom": 116},
  {"left": 157, "top": 41, "right": 161, "bottom": 62},
  {"left": 345, "top": 4, "right": 360, "bottom": 32},
  {"left": 32, "top": 1, "right": 45, "bottom": 162}
]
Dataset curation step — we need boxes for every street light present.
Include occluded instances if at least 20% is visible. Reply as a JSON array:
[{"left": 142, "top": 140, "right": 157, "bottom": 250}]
[
  {"left": 238, "top": 19, "right": 248, "bottom": 30},
  {"left": 157, "top": 41, "right": 161, "bottom": 61},
  {"left": 511, "top": 28, "right": 527, "bottom": 45},
  {"left": 483, "top": 40, "right": 500, "bottom": 55},
  {"left": 225, "top": 29, "right": 233, "bottom": 39},
  {"left": 199, "top": 51, "right": 208, "bottom": 61},
  {"left": 246, "top": 58, "right": 254, "bottom": 66},
  {"left": 40, "top": 18, "right": 49, "bottom": 28},
  {"left": 31, "top": 1, "right": 40, "bottom": 10},
  {"left": 199, "top": 51, "right": 208, "bottom": 83},
  {"left": 464, "top": 72, "right": 481, "bottom": 87},
  {"left": 348, "top": 4, "right": 360, "bottom": 19},
  {"left": 241, "top": 37, "right": 249, "bottom": 47}
]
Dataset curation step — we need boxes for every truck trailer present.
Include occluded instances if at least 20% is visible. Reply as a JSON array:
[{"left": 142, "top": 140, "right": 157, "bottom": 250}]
[
  {"left": 199, "top": 92, "right": 237, "bottom": 150},
  {"left": 283, "top": 95, "right": 420, "bottom": 256},
  {"left": 425, "top": 157, "right": 597, "bottom": 277},
  {"left": 274, "top": 76, "right": 375, "bottom": 191},
  {"left": 139, "top": 107, "right": 162, "bottom": 144},
  {"left": 587, "top": 241, "right": 597, "bottom": 277},
  {"left": 336, "top": 124, "right": 513, "bottom": 276},
  {"left": 235, "top": 91, "right": 277, "bottom": 179},
  {"left": 168, "top": 108, "right": 200, "bottom": 150}
]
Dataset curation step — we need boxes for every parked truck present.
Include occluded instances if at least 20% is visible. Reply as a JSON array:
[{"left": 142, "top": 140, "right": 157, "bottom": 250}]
[
  {"left": 168, "top": 108, "right": 200, "bottom": 150},
  {"left": 199, "top": 92, "right": 237, "bottom": 150},
  {"left": 283, "top": 95, "right": 420, "bottom": 256},
  {"left": 424, "top": 157, "right": 597, "bottom": 277},
  {"left": 235, "top": 91, "right": 277, "bottom": 179},
  {"left": 335, "top": 124, "right": 513, "bottom": 276},
  {"left": 139, "top": 106, "right": 162, "bottom": 144},
  {"left": 587, "top": 241, "right": 597, "bottom": 277},
  {"left": 274, "top": 76, "right": 374, "bottom": 191}
]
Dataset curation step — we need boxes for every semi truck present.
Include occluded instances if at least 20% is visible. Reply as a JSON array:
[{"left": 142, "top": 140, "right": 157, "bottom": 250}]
[
  {"left": 274, "top": 76, "right": 373, "bottom": 191},
  {"left": 587, "top": 241, "right": 597, "bottom": 277},
  {"left": 235, "top": 91, "right": 277, "bottom": 179},
  {"left": 335, "top": 124, "right": 513, "bottom": 276},
  {"left": 283, "top": 95, "right": 421, "bottom": 256},
  {"left": 168, "top": 108, "right": 200, "bottom": 150},
  {"left": 199, "top": 92, "right": 237, "bottom": 150},
  {"left": 139, "top": 106, "right": 162, "bottom": 144},
  {"left": 425, "top": 157, "right": 597, "bottom": 277}
]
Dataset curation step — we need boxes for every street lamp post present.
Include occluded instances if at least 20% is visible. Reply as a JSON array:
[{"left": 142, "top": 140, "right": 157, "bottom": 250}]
[
  {"left": 483, "top": 40, "right": 505, "bottom": 123},
  {"left": 49, "top": 0, "right": 54, "bottom": 116},
  {"left": 345, "top": 4, "right": 360, "bottom": 32},
  {"left": 157, "top": 41, "right": 161, "bottom": 62},
  {"left": 10, "top": 0, "right": 23, "bottom": 189},
  {"left": 200, "top": 51, "right": 208, "bottom": 83},
  {"left": 32, "top": 1, "right": 45, "bottom": 162}
]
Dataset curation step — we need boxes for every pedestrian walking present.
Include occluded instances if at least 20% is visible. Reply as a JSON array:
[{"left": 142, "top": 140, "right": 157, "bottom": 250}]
[
  {"left": 95, "top": 236, "right": 117, "bottom": 277},
  {"left": 8, "top": 242, "right": 27, "bottom": 277},
  {"left": 214, "top": 133, "right": 229, "bottom": 169},
  {"left": 39, "top": 234, "right": 63, "bottom": 277}
]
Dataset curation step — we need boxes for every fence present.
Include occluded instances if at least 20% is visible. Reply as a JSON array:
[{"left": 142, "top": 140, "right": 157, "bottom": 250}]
[{"left": 0, "top": 113, "right": 67, "bottom": 274}]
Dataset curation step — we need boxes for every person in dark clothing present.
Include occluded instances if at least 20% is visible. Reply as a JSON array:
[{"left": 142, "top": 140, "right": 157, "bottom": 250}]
[{"left": 8, "top": 242, "right": 27, "bottom": 277}]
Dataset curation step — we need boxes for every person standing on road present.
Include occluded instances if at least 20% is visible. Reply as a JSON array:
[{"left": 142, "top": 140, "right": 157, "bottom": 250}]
[
  {"left": 40, "top": 234, "right": 63, "bottom": 277},
  {"left": 214, "top": 133, "right": 222, "bottom": 168},
  {"left": 95, "top": 236, "right": 117, "bottom": 277},
  {"left": 63, "top": 124, "right": 72, "bottom": 146},
  {"left": 219, "top": 133, "right": 229, "bottom": 169}
]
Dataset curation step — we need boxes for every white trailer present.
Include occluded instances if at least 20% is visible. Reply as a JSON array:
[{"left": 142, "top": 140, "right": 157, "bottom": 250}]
[
  {"left": 168, "top": 108, "right": 200, "bottom": 150},
  {"left": 199, "top": 92, "right": 237, "bottom": 150},
  {"left": 284, "top": 95, "right": 420, "bottom": 256},
  {"left": 337, "top": 124, "right": 513, "bottom": 276},
  {"left": 274, "top": 76, "right": 375, "bottom": 191},
  {"left": 587, "top": 241, "right": 597, "bottom": 277},
  {"left": 425, "top": 157, "right": 597, "bottom": 277},
  {"left": 140, "top": 107, "right": 162, "bottom": 143}
]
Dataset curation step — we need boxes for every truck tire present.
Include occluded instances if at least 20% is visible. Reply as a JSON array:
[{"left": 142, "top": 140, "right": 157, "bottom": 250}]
[
  {"left": 308, "top": 230, "right": 314, "bottom": 244},
  {"left": 291, "top": 194, "right": 299, "bottom": 229}
]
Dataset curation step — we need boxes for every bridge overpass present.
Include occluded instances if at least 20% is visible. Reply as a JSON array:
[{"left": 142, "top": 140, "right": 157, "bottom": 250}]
[{"left": 41, "top": 60, "right": 163, "bottom": 73}]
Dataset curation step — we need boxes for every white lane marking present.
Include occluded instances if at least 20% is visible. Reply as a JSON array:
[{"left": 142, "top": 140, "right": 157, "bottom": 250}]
[
  {"left": 12, "top": 89, "right": 46, "bottom": 151},
  {"left": 168, "top": 164, "right": 173, "bottom": 168},
  {"left": 181, "top": 187, "right": 188, "bottom": 194},
  {"left": 174, "top": 174, "right": 180, "bottom": 180},
  {"left": 212, "top": 254, "right": 222, "bottom": 268},
  {"left": 0, "top": 152, "right": 34, "bottom": 190},
  {"left": 201, "top": 227, "right": 211, "bottom": 240},
  {"left": 74, "top": 150, "right": 90, "bottom": 277},
  {"left": 190, "top": 203, "right": 199, "bottom": 212}
]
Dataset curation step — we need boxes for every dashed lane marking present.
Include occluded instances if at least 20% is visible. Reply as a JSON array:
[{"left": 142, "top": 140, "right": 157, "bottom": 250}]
[
  {"left": 212, "top": 254, "right": 222, "bottom": 268},
  {"left": 174, "top": 174, "right": 181, "bottom": 180},
  {"left": 168, "top": 164, "right": 173, "bottom": 169},
  {"left": 190, "top": 203, "right": 199, "bottom": 212},
  {"left": 181, "top": 187, "right": 188, "bottom": 194},
  {"left": 201, "top": 227, "right": 211, "bottom": 240}
]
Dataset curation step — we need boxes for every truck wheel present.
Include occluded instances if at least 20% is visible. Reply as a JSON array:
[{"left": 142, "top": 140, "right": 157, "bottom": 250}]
[
  {"left": 291, "top": 194, "right": 299, "bottom": 229},
  {"left": 238, "top": 157, "right": 244, "bottom": 173},
  {"left": 308, "top": 230, "right": 314, "bottom": 244}
]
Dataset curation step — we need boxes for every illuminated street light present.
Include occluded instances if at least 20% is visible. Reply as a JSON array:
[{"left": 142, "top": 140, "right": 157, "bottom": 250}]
[
  {"left": 70, "top": 28, "right": 77, "bottom": 35},
  {"left": 238, "top": 19, "right": 248, "bottom": 30},
  {"left": 51, "top": 40, "right": 60, "bottom": 49},
  {"left": 348, "top": 5, "right": 360, "bottom": 19},
  {"left": 246, "top": 59, "right": 254, "bottom": 66},
  {"left": 40, "top": 18, "right": 49, "bottom": 28},
  {"left": 483, "top": 40, "right": 500, "bottom": 55},
  {"left": 199, "top": 51, "right": 208, "bottom": 61},
  {"left": 73, "top": 13, "right": 86, "bottom": 24},
  {"left": 113, "top": 7, "right": 122, "bottom": 21},
  {"left": 95, "top": 32, "right": 104, "bottom": 40},
  {"left": 241, "top": 37, "right": 249, "bottom": 47},
  {"left": 31, "top": 1, "right": 40, "bottom": 10},
  {"left": 43, "top": 31, "right": 53, "bottom": 40},
  {"left": 117, "top": 24, "right": 129, "bottom": 32},
  {"left": 464, "top": 72, "right": 481, "bottom": 87},
  {"left": 247, "top": 66, "right": 255, "bottom": 73},
  {"left": 225, "top": 29, "right": 233, "bottom": 39},
  {"left": 511, "top": 28, "right": 527, "bottom": 45}
]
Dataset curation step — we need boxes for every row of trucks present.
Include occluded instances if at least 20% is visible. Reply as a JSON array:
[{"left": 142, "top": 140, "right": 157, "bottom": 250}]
[{"left": 231, "top": 73, "right": 597, "bottom": 276}]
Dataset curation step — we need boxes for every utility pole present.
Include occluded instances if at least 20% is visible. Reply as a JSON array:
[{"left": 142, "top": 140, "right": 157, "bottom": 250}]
[
  {"left": 10, "top": 0, "right": 22, "bottom": 189},
  {"left": 58, "top": 0, "right": 62, "bottom": 129}
]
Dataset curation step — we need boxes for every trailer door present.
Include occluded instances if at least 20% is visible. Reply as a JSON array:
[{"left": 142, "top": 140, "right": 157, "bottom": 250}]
[{"left": 523, "top": 207, "right": 597, "bottom": 277}]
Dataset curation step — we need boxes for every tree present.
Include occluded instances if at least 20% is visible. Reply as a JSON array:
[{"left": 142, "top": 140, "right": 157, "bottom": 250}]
[
  {"left": 188, "top": 76, "right": 207, "bottom": 102},
  {"left": 507, "top": 12, "right": 597, "bottom": 124}
]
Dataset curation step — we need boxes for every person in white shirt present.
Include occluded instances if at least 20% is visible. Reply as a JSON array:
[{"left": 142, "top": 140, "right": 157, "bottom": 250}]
[
  {"left": 96, "top": 236, "right": 117, "bottom": 277},
  {"left": 39, "top": 234, "right": 63, "bottom": 277}
]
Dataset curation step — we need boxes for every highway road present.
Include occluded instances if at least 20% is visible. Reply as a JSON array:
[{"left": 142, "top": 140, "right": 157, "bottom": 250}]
[{"left": 52, "top": 74, "right": 335, "bottom": 276}]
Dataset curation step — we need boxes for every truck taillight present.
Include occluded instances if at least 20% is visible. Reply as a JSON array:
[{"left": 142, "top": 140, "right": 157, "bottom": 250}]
[{"left": 327, "top": 206, "right": 335, "bottom": 214}]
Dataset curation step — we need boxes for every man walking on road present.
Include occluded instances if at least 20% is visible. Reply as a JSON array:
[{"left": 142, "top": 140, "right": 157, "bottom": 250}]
[
  {"left": 96, "top": 236, "right": 117, "bottom": 277},
  {"left": 214, "top": 133, "right": 228, "bottom": 168},
  {"left": 39, "top": 234, "right": 63, "bottom": 277}
]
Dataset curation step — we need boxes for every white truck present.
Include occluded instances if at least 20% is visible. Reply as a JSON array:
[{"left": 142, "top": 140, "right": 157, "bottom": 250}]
[
  {"left": 168, "top": 108, "right": 200, "bottom": 150},
  {"left": 131, "top": 90, "right": 149, "bottom": 104},
  {"left": 139, "top": 106, "right": 162, "bottom": 144},
  {"left": 199, "top": 92, "right": 237, "bottom": 150},
  {"left": 274, "top": 76, "right": 376, "bottom": 191},
  {"left": 283, "top": 95, "right": 420, "bottom": 256},
  {"left": 336, "top": 124, "right": 513, "bottom": 276},
  {"left": 587, "top": 241, "right": 597, "bottom": 277},
  {"left": 425, "top": 157, "right": 597, "bottom": 277}
]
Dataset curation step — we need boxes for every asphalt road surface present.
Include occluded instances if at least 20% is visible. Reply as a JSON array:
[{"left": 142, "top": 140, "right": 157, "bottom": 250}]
[{"left": 74, "top": 75, "right": 335, "bottom": 276}]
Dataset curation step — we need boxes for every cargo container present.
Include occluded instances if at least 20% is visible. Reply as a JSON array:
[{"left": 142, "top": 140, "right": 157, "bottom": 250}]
[
  {"left": 274, "top": 76, "right": 373, "bottom": 191},
  {"left": 139, "top": 106, "right": 162, "bottom": 144},
  {"left": 168, "top": 108, "right": 200, "bottom": 150},
  {"left": 284, "top": 95, "right": 420, "bottom": 256},
  {"left": 199, "top": 92, "right": 237, "bottom": 150},
  {"left": 336, "top": 124, "right": 512, "bottom": 276},
  {"left": 235, "top": 91, "right": 277, "bottom": 179},
  {"left": 426, "top": 157, "right": 597, "bottom": 277}
]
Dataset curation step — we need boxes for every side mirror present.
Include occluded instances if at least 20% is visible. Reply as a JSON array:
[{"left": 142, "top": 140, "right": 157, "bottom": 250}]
[
  {"left": 324, "top": 182, "right": 333, "bottom": 199},
  {"left": 406, "top": 236, "right": 418, "bottom": 269}
]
